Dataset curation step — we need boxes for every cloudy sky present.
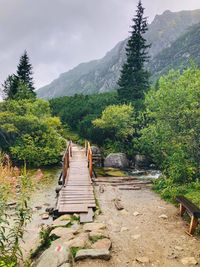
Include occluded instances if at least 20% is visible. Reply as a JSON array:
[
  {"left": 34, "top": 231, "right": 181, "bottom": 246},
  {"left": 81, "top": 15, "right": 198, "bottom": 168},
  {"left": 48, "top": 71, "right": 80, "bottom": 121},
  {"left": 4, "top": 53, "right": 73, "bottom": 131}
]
[{"left": 0, "top": 0, "right": 200, "bottom": 89}]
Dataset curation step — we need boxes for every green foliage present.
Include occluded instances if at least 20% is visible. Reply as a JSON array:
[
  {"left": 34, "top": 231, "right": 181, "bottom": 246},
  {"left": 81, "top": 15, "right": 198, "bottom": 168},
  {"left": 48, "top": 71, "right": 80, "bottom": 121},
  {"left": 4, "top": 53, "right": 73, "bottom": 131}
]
[
  {"left": 117, "top": 0, "right": 150, "bottom": 106},
  {"left": 1, "top": 51, "right": 36, "bottom": 101},
  {"left": 17, "top": 50, "right": 35, "bottom": 93},
  {"left": 140, "top": 66, "right": 200, "bottom": 183},
  {"left": 0, "top": 99, "right": 65, "bottom": 166},
  {"left": 153, "top": 178, "right": 200, "bottom": 207},
  {"left": 93, "top": 104, "right": 135, "bottom": 140},
  {"left": 50, "top": 92, "right": 118, "bottom": 145}
]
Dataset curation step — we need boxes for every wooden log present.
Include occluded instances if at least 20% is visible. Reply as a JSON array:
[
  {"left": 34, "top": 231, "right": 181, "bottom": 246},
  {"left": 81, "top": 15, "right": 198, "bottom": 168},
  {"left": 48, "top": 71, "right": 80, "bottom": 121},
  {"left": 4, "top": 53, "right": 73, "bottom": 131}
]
[{"left": 119, "top": 186, "right": 141, "bottom": 190}]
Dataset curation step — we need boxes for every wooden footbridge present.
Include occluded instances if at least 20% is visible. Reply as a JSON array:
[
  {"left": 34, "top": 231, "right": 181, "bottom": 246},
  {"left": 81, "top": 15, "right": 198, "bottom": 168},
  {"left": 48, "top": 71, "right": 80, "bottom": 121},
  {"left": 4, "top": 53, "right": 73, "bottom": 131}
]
[{"left": 54, "top": 141, "right": 96, "bottom": 222}]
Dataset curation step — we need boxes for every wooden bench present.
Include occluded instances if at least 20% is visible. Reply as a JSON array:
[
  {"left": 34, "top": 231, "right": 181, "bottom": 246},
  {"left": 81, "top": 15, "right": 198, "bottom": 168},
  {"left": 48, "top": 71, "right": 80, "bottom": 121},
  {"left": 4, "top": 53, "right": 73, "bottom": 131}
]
[{"left": 176, "top": 196, "right": 200, "bottom": 235}]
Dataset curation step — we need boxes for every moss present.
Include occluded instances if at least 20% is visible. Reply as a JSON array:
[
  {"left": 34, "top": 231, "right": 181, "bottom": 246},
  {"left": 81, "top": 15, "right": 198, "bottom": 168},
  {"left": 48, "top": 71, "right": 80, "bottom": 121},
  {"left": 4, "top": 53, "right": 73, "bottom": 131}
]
[{"left": 94, "top": 167, "right": 126, "bottom": 177}]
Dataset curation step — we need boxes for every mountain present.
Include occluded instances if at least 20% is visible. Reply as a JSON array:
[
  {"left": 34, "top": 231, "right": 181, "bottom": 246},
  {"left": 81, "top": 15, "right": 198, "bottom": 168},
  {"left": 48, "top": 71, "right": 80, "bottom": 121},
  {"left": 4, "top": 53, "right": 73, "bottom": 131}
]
[
  {"left": 37, "top": 9, "right": 200, "bottom": 99},
  {"left": 149, "top": 23, "right": 200, "bottom": 81}
]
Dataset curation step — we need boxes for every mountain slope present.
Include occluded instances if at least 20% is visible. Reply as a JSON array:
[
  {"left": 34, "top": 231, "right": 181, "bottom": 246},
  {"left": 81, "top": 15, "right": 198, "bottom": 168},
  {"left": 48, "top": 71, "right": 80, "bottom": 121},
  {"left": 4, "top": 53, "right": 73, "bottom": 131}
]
[
  {"left": 37, "top": 9, "right": 200, "bottom": 99},
  {"left": 149, "top": 23, "right": 200, "bottom": 81}
]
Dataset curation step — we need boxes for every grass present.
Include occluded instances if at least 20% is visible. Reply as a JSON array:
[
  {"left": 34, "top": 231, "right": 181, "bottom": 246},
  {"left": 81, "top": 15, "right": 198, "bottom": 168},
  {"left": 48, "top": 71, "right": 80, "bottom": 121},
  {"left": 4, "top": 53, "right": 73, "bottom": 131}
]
[
  {"left": 94, "top": 167, "right": 126, "bottom": 177},
  {"left": 70, "top": 247, "right": 80, "bottom": 258},
  {"left": 153, "top": 178, "right": 200, "bottom": 235},
  {"left": 153, "top": 178, "right": 200, "bottom": 207}
]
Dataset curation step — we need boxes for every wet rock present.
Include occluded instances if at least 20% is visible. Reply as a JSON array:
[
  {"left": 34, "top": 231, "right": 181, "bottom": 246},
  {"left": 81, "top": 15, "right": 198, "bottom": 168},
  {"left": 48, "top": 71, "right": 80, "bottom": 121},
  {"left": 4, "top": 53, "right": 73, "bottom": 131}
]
[
  {"left": 181, "top": 257, "right": 198, "bottom": 265},
  {"left": 42, "top": 213, "right": 49, "bottom": 220},
  {"left": 50, "top": 227, "right": 76, "bottom": 239},
  {"left": 91, "top": 238, "right": 112, "bottom": 250},
  {"left": 159, "top": 214, "right": 168, "bottom": 219},
  {"left": 134, "top": 154, "right": 151, "bottom": 168},
  {"left": 104, "top": 153, "right": 129, "bottom": 168},
  {"left": 75, "top": 249, "right": 111, "bottom": 261},
  {"left": 83, "top": 223, "right": 106, "bottom": 232},
  {"left": 64, "top": 233, "right": 89, "bottom": 248},
  {"left": 36, "top": 241, "right": 70, "bottom": 267},
  {"left": 136, "top": 257, "right": 150, "bottom": 263}
]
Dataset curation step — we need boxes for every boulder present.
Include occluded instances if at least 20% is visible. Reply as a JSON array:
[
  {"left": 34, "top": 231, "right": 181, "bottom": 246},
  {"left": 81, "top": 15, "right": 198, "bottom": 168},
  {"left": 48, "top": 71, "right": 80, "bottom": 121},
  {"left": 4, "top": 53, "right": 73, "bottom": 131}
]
[
  {"left": 134, "top": 154, "right": 150, "bottom": 169},
  {"left": 91, "top": 146, "right": 101, "bottom": 155},
  {"left": 75, "top": 249, "right": 111, "bottom": 261},
  {"left": 104, "top": 153, "right": 129, "bottom": 168},
  {"left": 36, "top": 241, "right": 70, "bottom": 267}
]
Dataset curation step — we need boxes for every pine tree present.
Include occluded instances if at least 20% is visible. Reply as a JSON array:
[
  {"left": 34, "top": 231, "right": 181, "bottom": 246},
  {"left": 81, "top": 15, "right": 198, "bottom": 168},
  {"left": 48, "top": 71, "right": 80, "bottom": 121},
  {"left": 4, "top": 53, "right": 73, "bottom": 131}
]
[
  {"left": 17, "top": 50, "right": 35, "bottom": 94},
  {"left": 117, "top": 0, "right": 150, "bottom": 108},
  {"left": 2, "top": 74, "right": 19, "bottom": 100}
]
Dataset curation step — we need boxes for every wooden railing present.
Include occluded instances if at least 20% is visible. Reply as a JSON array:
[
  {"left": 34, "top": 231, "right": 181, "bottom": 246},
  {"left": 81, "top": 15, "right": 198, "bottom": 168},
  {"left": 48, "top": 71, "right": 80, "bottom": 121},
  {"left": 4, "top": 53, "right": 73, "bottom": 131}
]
[
  {"left": 85, "top": 141, "right": 93, "bottom": 178},
  {"left": 62, "top": 141, "right": 72, "bottom": 185}
]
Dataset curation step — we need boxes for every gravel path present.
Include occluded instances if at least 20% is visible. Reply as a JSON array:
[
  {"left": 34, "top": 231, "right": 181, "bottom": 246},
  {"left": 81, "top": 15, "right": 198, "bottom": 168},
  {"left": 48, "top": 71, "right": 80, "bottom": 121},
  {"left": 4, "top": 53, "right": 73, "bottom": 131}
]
[{"left": 75, "top": 185, "right": 200, "bottom": 267}]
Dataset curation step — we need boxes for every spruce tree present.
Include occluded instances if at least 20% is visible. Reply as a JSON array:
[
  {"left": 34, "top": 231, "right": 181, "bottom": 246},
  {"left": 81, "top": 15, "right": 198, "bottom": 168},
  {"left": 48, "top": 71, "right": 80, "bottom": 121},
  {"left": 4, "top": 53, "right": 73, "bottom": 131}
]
[
  {"left": 2, "top": 74, "right": 19, "bottom": 100},
  {"left": 17, "top": 50, "right": 35, "bottom": 95},
  {"left": 117, "top": 0, "right": 150, "bottom": 108}
]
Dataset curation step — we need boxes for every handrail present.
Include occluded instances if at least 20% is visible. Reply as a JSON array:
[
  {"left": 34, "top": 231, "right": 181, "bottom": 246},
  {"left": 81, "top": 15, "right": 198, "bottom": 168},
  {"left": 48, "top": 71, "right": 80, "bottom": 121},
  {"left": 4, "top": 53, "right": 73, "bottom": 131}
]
[
  {"left": 85, "top": 141, "right": 93, "bottom": 178},
  {"left": 62, "top": 141, "right": 72, "bottom": 185}
]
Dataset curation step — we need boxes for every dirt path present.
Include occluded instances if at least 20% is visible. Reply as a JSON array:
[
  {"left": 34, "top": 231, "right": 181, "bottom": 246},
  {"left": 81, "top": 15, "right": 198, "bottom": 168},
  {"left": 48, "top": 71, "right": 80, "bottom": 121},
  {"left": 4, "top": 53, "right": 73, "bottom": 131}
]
[{"left": 75, "top": 185, "right": 200, "bottom": 267}]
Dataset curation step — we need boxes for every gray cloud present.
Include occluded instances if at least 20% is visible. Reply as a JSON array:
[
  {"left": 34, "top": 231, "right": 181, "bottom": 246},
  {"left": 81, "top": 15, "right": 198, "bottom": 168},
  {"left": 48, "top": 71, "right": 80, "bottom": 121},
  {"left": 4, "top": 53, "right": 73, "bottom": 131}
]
[{"left": 0, "top": 0, "right": 199, "bottom": 89}]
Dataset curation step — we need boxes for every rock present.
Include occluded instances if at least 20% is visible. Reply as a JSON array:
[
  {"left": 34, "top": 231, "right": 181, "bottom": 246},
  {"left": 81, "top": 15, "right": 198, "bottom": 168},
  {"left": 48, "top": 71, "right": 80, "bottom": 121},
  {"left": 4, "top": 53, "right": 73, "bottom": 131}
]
[
  {"left": 120, "top": 227, "right": 129, "bottom": 232},
  {"left": 136, "top": 257, "right": 150, "bottom": 263},
  {"left": 50, "top": 227, "right": 76, "bottom": 239},
  {"left": 134, "top": 154, "right": 151, "bottom": 168},
  {"left": 36, "top": 241, "right": 70, "bottom": 267},
  {"left": 64, "top": 233, "right": 89, "bottom": 248},
  {"left": 132, "top": 234, "right": 141, "bottom": 240},
  {"left": 52, "top": 216, "right": 71, "bottom": 227},
  {"left": 42, "top": 213, "right": 49, "bottom": 220},
  {"left": 91, "top": 146, "right": 101, "bottom": 154},
  {"left": 133, "top": 212, "right": 142, "bottom": 216},
  {"left": 83, "top": 223, "right": 106, "bottom": 232},
  {"left": 89, "top": 230, "right": 109, "bottom": 239},
  {"left": 60, "top": 264, "right": 71, "bottom": 267},
  {"left": 174, "top": 246, "right": 184, "bottom": 251},
  {"left": 104, "top": 153, "right": 129, "bottom": 168},
  {"left": 35, "top": 169, "right": 44, "bottom": 180},
  {"left": 75, "top": 249, "right": 111, "bottom": 261},
  {"left": 92, "top": 238, "right": 112, "bottom": 250},
  {"left": 159, "top": 214, "right": 168, "bottom": 219},
  {"left": 35, "top": 206, "right": 42, "bottom": 210},
  {"left": 181, "top": 257, "right": 198, "bottom": 265},
  {"left": 120, "top": 209, "right": 129, "bottom": 215}
]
